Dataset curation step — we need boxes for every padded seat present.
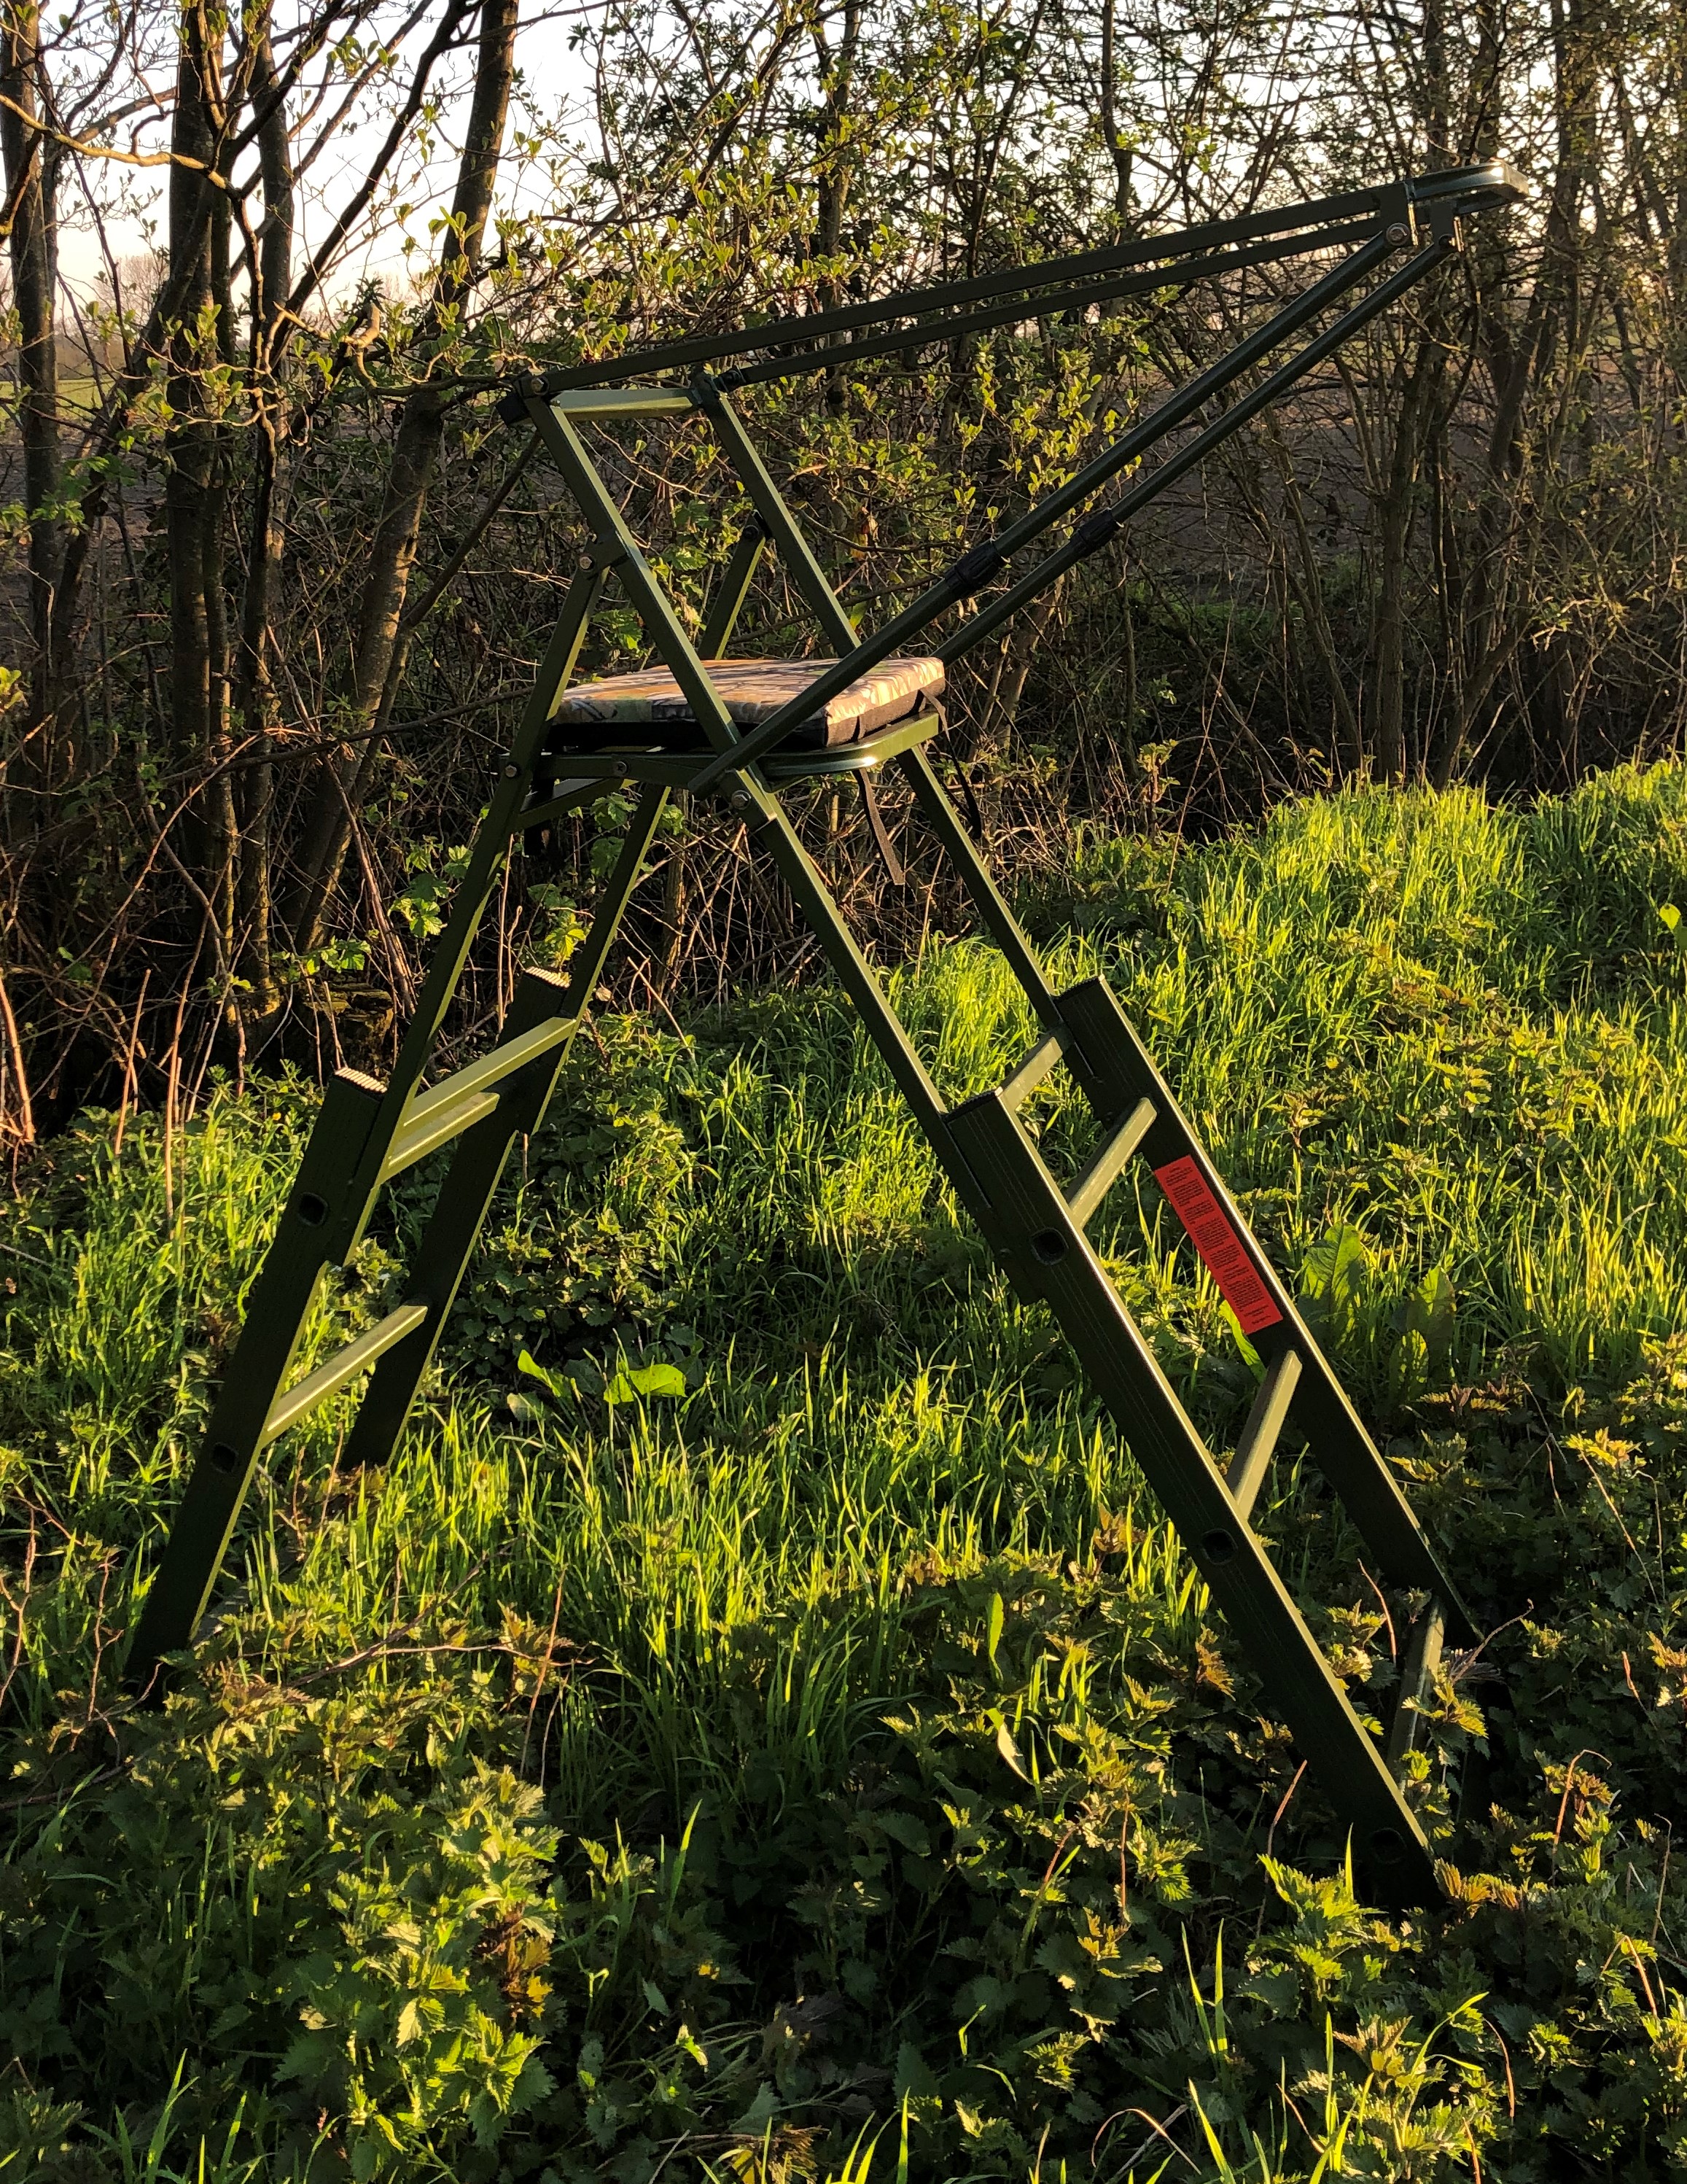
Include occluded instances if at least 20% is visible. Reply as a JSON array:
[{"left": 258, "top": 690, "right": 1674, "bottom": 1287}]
[{"left": 548, "top": 656, "right": 945, "bottom": 753}]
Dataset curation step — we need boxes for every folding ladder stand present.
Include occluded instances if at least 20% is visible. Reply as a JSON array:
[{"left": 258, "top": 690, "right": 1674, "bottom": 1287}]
[{"left": 129, "top": 162, "right": 1525, "bottom": 1905}]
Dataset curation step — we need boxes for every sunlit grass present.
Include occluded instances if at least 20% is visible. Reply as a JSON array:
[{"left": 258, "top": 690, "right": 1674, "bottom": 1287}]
[{"left": 5, "top": 762, "right": 1687, "bottom": 2174}]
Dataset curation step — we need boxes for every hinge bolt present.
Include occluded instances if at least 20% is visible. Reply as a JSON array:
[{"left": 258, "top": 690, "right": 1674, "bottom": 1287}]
[
  {"left": 1386, "top": 221, "right": 1410, "bottom": 245},
  {"left": 728, "top": 788, "right": 752, "bottom": 811}
]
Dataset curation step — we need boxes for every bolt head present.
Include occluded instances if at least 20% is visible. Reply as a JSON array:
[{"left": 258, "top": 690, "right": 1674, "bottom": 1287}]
[
  {"left": 503, "top": 763, "right": 521, "bottom": 779},
  {"left": 1386, "top": 221, "right": 1410, "bottom": 245},
  {"left": 728, "top": 788, "right": 751, "bottom": 811}
]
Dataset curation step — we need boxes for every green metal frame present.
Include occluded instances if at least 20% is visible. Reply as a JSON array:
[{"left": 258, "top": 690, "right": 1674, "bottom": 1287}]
[{"left": 127, "top": 166, "right": 1530, "bottom": 1906}]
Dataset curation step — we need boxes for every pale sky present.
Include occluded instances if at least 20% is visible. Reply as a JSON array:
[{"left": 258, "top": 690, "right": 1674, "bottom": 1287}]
[{"left": 55, "top": 3, "right": 598, "bottom": 306}]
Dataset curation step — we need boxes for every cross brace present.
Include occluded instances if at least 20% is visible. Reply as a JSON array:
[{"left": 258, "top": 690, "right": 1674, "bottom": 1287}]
[{"left": 126, "top": 168, "right": 1522, "bottom": 1906}]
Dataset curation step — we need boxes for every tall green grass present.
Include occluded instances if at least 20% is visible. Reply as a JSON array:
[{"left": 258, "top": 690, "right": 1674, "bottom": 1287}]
[{"left": 4, "top": 766, "right": 1687, "bottom": 2179}]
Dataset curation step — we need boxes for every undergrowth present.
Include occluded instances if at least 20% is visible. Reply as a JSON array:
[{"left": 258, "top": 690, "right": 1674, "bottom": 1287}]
[{"left": 4, "top": 768, "right": 1687, "bottom": 2179}]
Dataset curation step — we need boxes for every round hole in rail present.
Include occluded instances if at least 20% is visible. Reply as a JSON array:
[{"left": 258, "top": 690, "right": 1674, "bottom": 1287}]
[
  {"left": 209, "top": 1443, "right": 238, "bottom": 1477},
  {"left": 1369, "top": 1826, "right": 1406, "bottom": 1865},
  {"left": 1031, "top": 1228, "right": 1068, "bottom": 1264},
  {"left": 295, "top": 1192, "right": 328, "bottom": 1227},
  {"left": 1201, "top": 1526, "right": 1238, "bottom": 1563}
]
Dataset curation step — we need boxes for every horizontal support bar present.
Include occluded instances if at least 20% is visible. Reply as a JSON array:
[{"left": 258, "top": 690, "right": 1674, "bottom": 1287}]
[
  {"left": 1000, "top": 1029, "right": 1067, "bottom": 1110},
  {"left": 548, "top": 387, "right": 696, "bottom": 416},
  {"left": 1227, "top": 1346, "right": 1303, "bottom": 1521},
  {"left": 1067, "top": 1096, "right": 1156, "bottom": 1228},
  {"left": 517, "top": 776, "right": 601, "bottom": 832},
  {"left": 261, "top": 1302, "right": 429, "bottom": 1445}
]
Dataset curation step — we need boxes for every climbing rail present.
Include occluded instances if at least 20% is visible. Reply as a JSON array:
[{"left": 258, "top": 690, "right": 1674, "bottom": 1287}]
[{"left": 129, "top": 161, "right": 1526, "bottom": 1904}]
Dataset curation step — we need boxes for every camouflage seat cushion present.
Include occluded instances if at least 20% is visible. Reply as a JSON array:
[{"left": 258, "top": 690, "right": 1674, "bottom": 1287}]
[{"left": 548, "top": 656, "right": 946, "bottom": 753}]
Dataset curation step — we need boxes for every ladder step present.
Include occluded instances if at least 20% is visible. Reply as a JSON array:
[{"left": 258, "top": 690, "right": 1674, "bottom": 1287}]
[
  {"left": 260, "top": 1302, "right": 429, "bottom": 1446},
  {"left": 1386, "top": 1596, "right": 1447, "bottom": 1771},
  {"left": 1067, "top": 1096, "right": 1156, "bottom": 1227},
  {"left": 379, "top": 1014, "right": 578, "bottom": 1181},
  {"left": 382, "top": 1089, "right": 501, "bottom": 1178},
  {"left": 1227, "top": 1346, "right": 1302, "bottom": 1520},
  {"left": 1000, "top": 1027, "right": 1067, "bottom": 1109}
]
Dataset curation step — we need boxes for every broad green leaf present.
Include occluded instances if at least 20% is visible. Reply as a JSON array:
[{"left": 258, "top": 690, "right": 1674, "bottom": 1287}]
[
  {"left": 985, "top": 1590, "right": 1005, "bottom": 1673},
  {"left": 1403, "top": 1265, "right": 1457, "bottom": 1356},
  {"left": 993, "top": 1716, "right": 1030, "bottom": 1781},
  {"left": 602, "top": 1360, "right": 687, "bottom": 1404},
  {"left": 1300, "top": 1221, "right": 1368, "bottom": 1305},
  {"left": 516, "top": 1348, "right": 571, "bottom": 1400}
]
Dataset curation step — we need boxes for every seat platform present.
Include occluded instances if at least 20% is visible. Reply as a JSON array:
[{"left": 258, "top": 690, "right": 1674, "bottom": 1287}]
[{"left": 547, "top": 654, "right": 946, "bottom": 753}]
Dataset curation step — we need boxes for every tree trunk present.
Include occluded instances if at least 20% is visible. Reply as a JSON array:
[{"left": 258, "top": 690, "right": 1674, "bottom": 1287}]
[
  {"left": 164, "top": 1, "right": 220, "bottom": 812},
  {"left": 811, "top": 0, "right": 860, "bottom": 414},
  {"left": 1367, "top": 362, "right": 1433, "bottom": 785},
  {"left": 233, "top": 23, "right": 293, "bottom": 1019},
  {"left": 287, "top": 0, "right": 517, "bottom": 955},
  {"left": 0, "top": 0, "right": 61, "bottom": 770},
  {"left": 1098, "top": 0, "right": 1133, "bottom": 229}
]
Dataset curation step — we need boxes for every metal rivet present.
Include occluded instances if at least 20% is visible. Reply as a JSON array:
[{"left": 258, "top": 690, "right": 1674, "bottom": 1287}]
[
  {"left": 1032, "top": 1229, "right": 1067, "bottom": 1264},
  {"left": 1201, "top": 1526, "right": 1237, "bottom": 1563}
]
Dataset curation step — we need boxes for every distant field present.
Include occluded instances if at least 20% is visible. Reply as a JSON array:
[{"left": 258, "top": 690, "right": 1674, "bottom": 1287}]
[{"left": 4, "top": 767, "right": 1687, "bottom": 2179}]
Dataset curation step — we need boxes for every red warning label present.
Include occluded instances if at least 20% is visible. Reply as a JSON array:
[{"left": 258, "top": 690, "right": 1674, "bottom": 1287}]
[{"left": 1153, "top": 1156, "right": 1283, "bottom": 1335}]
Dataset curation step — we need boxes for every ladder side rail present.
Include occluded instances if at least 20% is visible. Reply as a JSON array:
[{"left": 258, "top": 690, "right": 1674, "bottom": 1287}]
[
  {"left": 897, "top": 745, "right": 1061, "bottom": 1024},
  {"left": 1056, "top": 979, "right": 1474, "bottom": 1639},
  {"left": 939, "top": 228, "right": 1457, "bottom": 669},
  {"left": 945, "top": 1087, "right": 1439, "bottom": 1905},
  {"left": 687, "top": 229, "right": 1402, "bottom": 795},
  {"left": 343, "top": 564, "right": 609, "bottom": 1232},
  {"left": 751, "top": 807, "right": 950, "bottom": 1135},
  {"left": 340, "top": 790, "right": 671, "bottom": 1472},
  {"left": 126, "top": 1070, "right": 389, "bottom": 1688},
  {"left": 703, "top": 396, "right": 860, "bottom": 650},
  {"left": 531, "top": 164, "right": 1520, "bottom": 394}
]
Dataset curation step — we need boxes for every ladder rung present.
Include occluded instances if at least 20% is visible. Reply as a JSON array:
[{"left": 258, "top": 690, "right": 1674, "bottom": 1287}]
[
  {"left": 1226, "top": 1345, "right": 1302, "bottom": 1520},
  {"left": 380, "top": 1014, "right": 579, "bottom": 1181},
  {"left": 382, "top": 1089, "right": 501, "bottom": 1179},
  {"left": 260, "top": 1302, "right": 429, "bottom": 1446},
  {"left": 1067, "top": 1095, "right": 1156, "bottom": 1227},
  {"left": 1387, "top": 1596, "right": 1447, "bottom": 1771},
  {"left": 1000, "top": 1027, "right": 1067, "bottom": 1109}
]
